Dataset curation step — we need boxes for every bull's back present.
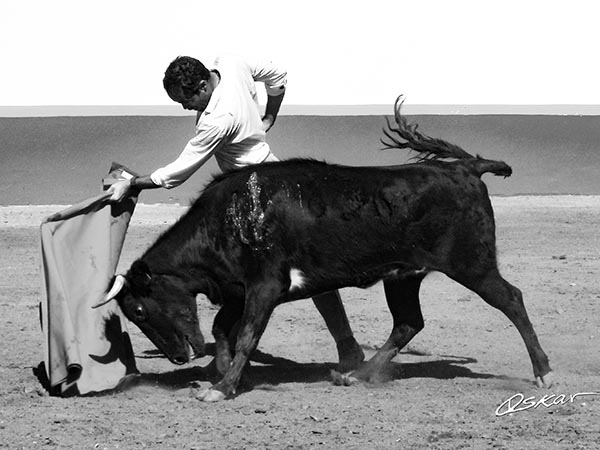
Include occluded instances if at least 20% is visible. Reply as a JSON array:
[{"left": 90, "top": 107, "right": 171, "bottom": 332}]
[
  {"left": 216, "top": 161, "right": 492, "bottom": 275},
  {"left": 264, "top": 161, "right": 492, "bottom": 225}
]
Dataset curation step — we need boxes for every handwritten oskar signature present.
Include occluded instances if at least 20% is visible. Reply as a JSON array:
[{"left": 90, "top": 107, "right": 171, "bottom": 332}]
[{"left": 496, "top": 391, "right": 600, "bottom": 417}]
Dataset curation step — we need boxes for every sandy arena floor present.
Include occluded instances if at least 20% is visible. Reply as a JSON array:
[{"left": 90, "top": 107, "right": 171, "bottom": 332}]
[{"left": 1, "top": 196, "right": 599, "bottom": 449}]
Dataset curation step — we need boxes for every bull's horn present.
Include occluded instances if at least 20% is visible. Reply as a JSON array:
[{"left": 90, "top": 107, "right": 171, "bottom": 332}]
[{"left": 92, "top": 274, "right": 127, "bottom": 309}]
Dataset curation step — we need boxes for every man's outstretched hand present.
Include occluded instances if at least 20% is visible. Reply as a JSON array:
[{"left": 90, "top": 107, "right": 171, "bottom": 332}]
[{"left": 107, "top": 179, "right": 133, "bottom": 202}]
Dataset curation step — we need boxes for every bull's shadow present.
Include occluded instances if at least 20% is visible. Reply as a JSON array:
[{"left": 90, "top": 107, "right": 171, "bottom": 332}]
[{"left": 136, "top": 344, "right": 506, "bottom": 390}]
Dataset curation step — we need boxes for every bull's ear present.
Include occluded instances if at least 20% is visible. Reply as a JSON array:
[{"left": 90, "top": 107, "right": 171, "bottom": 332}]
[{"left": 130, "top": 260, "right": 152, "bottom": 290}]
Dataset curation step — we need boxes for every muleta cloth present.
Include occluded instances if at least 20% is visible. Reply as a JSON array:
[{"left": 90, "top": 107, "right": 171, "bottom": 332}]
[{"left": 39, "top": 163, "right": 139, "bottom": 396}]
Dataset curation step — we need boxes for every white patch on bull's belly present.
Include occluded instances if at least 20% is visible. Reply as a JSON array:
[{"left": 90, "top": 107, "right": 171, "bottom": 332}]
[{"left": 288, "top": 268, "right": 306, "bottom": 291}]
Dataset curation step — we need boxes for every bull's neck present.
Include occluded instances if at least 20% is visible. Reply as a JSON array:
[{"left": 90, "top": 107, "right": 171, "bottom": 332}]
[{"left": 140, "top": 216, "right": 233, "bottom": 293}]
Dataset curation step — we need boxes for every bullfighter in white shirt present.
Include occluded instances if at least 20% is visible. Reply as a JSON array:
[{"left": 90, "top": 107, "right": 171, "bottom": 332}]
[{"left": 108, "top": 54, "right": 364, "bottom": 373}]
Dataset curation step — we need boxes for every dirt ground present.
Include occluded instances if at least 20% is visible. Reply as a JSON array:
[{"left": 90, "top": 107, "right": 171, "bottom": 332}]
[{"left": 1, "top": 196, "right": 599, "bottom": 449}]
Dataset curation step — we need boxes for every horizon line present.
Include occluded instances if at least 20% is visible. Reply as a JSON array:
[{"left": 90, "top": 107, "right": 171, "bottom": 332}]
[{"left": 2, "top": 104, "right": 600, "bottom": 117}]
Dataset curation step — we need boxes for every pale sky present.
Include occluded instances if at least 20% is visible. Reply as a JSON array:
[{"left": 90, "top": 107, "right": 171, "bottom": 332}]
[{"left": 2, "top": 0, "right": 599, "bottom": 108}]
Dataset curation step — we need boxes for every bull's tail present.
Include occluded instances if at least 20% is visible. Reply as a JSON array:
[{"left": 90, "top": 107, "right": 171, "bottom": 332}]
[
  {"left": 467, "top": 158, "right": 512, "bottom": 178},
  {"left": 381, "top": 95, "right": 512, "bottom": 178}
]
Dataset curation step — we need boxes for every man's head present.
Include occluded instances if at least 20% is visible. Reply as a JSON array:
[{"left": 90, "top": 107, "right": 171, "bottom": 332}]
[{"left": 163, "top": 56, "right": 214, "bottom": 112}]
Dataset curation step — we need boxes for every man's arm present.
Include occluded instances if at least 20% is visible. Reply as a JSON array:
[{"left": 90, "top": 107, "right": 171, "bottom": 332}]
[
  {"left": 262, "top": 92, "right": 285, "bottom": 132},
  {"left": 108, "top": 175, "right": 159, "bottom": 202},
  {"left": 108, "top": 118, "right": 227, "bottom": 202},
  {"left": 248, "top": 57, "right": 287, "bottom": 132}
]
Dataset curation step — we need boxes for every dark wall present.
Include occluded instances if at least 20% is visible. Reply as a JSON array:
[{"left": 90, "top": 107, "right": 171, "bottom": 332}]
[{"left": 1, "top": 114, "right": 599, "bottom": 205}]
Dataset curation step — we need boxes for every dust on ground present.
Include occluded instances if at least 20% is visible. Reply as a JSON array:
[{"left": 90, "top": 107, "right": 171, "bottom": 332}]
[{"left": 1, "top": 196, "right": 599, "bottom": 449}]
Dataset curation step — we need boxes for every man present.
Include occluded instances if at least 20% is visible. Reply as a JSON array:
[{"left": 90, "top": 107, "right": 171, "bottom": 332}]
[{"left": 108, "top": 54, "right": 364, "bottom": 371}]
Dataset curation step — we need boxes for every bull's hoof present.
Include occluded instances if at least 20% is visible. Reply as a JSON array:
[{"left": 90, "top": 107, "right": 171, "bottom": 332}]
[
  {"left": 336, "top": 337, "right": 365, "bottom": 372},
  {"left": 335, "top": 361, "right": 398, "bottom": 385},
  {"left": 535, "top": 371, "right": 554, "bottom": 389},
  {"left": 330, "top": 370, "right": 359, "bottom": 386},
  {"left": 197, "top": 388, "right": 226, "bottom": 402}
]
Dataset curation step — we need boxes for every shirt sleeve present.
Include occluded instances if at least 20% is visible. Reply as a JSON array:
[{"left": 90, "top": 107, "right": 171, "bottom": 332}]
[
  {"left": 150, "top": 118, "right": 229, "bottom": 189},
  {"left": 248, "top": 57, "right": 287, "bottom": 97}
]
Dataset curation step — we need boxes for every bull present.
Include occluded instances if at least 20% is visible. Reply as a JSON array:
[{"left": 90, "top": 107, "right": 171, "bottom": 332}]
[{"left": 99, "top": 96, "right": 552, "bottom": 402}]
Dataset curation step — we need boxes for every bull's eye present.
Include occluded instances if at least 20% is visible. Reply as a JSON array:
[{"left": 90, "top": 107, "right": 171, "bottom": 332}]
[{"left": 133, "top": 304, "right": 146, "bottom": 321}]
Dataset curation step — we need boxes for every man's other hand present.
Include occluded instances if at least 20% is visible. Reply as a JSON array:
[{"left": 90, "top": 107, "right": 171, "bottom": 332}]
[{"left": 261, "top": 115, "right": 275, "bottom": 133}]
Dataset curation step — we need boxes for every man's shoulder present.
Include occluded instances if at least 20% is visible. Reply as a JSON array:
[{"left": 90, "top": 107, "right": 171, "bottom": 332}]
[{"left": 196, "top": 110, "right": 235, "bottom": 133}]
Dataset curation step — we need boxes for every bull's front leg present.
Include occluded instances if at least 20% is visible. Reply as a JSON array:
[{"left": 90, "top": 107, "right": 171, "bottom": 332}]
[
  {"left": 197, "top": 281, "right": 281, "bottom": 402},
  {"left": 210, "top": 296, "right": 245, "bottom": 377}
]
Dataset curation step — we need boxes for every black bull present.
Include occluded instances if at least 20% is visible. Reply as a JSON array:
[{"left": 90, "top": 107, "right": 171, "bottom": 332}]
[{"left": 102, "top": 109, "right": 552, "bottom": 401}]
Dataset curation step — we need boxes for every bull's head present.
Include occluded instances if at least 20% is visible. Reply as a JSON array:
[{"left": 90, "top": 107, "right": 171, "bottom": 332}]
[{"left": 96, "top": 260, "right": 205, "bottom": 365}]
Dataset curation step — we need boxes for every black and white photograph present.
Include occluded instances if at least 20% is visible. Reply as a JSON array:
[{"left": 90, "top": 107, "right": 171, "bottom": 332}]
[{"left": 1, "top": 1, "right": 599, "bottom": 448}]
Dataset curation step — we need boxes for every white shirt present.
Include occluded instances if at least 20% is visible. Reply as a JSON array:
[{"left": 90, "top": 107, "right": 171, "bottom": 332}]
[{"left": 151, "top": 55, "right": 287, "bottom": 189}]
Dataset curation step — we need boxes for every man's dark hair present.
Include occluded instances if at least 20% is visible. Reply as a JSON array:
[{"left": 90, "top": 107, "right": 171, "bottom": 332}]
[{"left": 163, "top": 56, "right": 211, "bottom": 100}]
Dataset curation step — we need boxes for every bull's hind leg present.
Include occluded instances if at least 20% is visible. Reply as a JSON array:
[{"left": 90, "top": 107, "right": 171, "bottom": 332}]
[
  {"left": 347, "top": 275, "right": 426, "bottom": 383},
  {"left": 454, "top": 268, "right": 552, "bottom": 387}
]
